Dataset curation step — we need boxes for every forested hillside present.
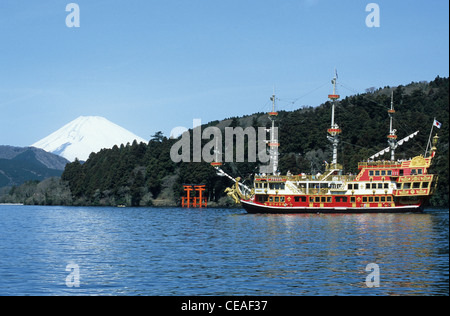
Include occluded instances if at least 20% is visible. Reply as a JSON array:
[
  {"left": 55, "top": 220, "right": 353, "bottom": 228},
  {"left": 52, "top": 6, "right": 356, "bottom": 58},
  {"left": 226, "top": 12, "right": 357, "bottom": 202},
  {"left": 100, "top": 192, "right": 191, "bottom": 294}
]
[{"left": 2, "top": 77, "right": 448, "bottom": 207}]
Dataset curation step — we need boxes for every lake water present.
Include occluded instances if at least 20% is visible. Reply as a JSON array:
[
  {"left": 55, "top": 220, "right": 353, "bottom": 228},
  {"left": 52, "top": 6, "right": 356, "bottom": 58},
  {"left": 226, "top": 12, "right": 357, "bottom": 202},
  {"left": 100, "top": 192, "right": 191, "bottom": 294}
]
[{"left": 0, "top": 205, "right": 448, "bottom": 296}]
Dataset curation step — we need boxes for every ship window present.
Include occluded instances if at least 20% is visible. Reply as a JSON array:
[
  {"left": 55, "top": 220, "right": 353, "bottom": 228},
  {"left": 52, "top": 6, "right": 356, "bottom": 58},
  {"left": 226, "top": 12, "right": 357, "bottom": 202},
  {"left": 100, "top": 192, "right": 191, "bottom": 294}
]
[
  {"left": 351, "top": 197, "right": 356, "bottom": 203},
  {"left": 315, "top": 197, "right": 320, "bottom": 203},
  {"left": 269, "top": 196, "right": 273, "bottom": 202},
  {"left": 280, "top": 197, "right": 285, "bottom": 202},
  {"left": 418, "top": 169, "right": 423, "bottom": 175},
  {"left": 348, "top": 184, "right": 353, "bottom": 190},
  {"left": 381, "top": 170, "right": 386, "bottom": 176},
  {"left": 275, "top": 197, "right": 279, "bottom": 202},
  {"left": 387, "top": 170, "right": 392, "bottom": 176},
  {"left": 403, "top": 183, "right": 411, "bottom": 189},
  {"left": 354, "top": 184, "right": 359, "bottom": 190},
  {"left": 369, "top": 197, "right": 374, "bottom": 202},
  {"left": 422, "top": 182, "right": 429, "bottom": 188},
  {"left": 413, "top": 182, "right": 420, "bottom": 189},
  {"left": 310, "top": 197, "right": 314, "bottom": 203},
  {"left": 384, "top": 183, "right": 389, "bottom": 189},
  {"left": 378, "top": 183, "right": 383, "bottom": 189},
  {"left": 272, "top": 183, "right": 285, "bottom": 190},
  {"left": 381, "top": 196, "right": 386, "bottom": 202},
  {"left": 375, "top": 197, "right": 379, "bottom": 202},
  {"left": 372, "top": 183, "right": 377, "bottom": 189},
  {"left": 321, "top": 197, "right": 326, "bottom": 203},
  {"left": 363, "top": 197, "right": 368, "bottom": 203},
  {"left": 411, "top": 169, "right": 416, "bottom": 175},
  {"left": 336, "top": 197, "right": 347, "bottom": 203},
  {"left": 375, "top": 171, "right": 380, "bottom": 176},
  {"left": 387, "top": 196, "right": 392, "bottom": 202},
  {"left": 327, "top": 197, "right": 332, "bottom": 203},
  {"left": 366, "top": 183, "right": 371, "bottom": 189},
  {"left": 295, "top": 196, "right": 305, "bottom": 203},
  {"left": 369, "top": 171, "right": 374, "bottom": 176}
]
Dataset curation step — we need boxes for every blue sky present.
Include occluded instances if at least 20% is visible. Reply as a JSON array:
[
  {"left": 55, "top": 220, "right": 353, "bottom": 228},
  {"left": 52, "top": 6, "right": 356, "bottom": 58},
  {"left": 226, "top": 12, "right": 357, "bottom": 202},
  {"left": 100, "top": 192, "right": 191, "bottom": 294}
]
[{"left": 0, "top": 0, "right": 448, "bottom": 146}]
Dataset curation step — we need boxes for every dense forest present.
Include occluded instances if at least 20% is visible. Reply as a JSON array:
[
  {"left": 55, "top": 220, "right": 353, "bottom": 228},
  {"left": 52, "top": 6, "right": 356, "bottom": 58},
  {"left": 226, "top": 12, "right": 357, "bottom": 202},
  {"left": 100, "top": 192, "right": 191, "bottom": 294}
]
[{"left": 2, "top": 77, "right": 448, "bottom": 207}]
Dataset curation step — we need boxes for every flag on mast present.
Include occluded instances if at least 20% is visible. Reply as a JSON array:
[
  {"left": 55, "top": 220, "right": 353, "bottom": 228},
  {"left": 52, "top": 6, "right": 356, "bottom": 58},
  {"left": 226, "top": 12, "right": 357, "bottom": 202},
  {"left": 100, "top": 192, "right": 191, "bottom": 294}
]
[{"left": 433, "top": 119, "right": 442, "bottom": 129}]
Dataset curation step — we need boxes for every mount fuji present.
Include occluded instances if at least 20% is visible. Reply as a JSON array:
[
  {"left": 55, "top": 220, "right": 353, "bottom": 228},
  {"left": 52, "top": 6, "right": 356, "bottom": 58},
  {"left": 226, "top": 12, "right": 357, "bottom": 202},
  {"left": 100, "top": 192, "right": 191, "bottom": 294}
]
[{"left": 31, "top": 116, "right": 148, "bottom": 162}]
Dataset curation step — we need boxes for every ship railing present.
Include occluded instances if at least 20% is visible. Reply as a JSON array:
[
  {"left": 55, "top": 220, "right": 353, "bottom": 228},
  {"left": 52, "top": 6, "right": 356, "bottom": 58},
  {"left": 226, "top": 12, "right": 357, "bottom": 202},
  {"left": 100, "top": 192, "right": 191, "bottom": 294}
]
[
  {"left": 324, "top": 163, "right": 343, "bottom": 171},
  {"left": 255, "top": 174, "right": 358, "bottom": 186},
  {"left": 285, "top": 182, "right": 302, "bottom": 194},
  {"left": 289, "top": 174, "right": 357, "bottom": 183},
  {"left": 358, "top": 160, "right": 403, "bottom": 169},
  {"left": 255, "top": 188, "right": 333, "bottom": 195},
  {"left": 307, "top": 188, "right": 329, "bottom": 195}
]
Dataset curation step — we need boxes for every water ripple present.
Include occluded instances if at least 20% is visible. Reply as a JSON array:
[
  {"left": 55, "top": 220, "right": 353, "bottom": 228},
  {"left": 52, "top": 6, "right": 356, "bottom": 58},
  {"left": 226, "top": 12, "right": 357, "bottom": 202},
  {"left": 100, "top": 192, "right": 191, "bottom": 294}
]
[{"left": 0, "top": 206, "right": 448, "bottom": 296}]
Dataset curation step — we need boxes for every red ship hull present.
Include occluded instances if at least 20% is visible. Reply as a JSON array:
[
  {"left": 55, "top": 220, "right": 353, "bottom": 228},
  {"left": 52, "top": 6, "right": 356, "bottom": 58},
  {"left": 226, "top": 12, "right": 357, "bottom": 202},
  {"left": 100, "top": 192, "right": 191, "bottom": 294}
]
[{"left": 241, "top": 200, "right": 424, "bottom": 214}]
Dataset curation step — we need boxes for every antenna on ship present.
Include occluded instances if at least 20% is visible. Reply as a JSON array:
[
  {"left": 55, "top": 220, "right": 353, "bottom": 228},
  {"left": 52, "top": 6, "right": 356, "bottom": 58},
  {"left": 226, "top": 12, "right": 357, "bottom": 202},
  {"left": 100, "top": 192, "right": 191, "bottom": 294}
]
[
  {"left": 268, "top": 88, "right": 279, "bottom": 175},
  {"left": 387, "top": 91, "right": 398, "bottom": 161},
  {"left": 327, "top": 69, "right": 341, "bottom": 169},
  {"left": 210, "top": 135, "right": 222, "bottom": 168}
]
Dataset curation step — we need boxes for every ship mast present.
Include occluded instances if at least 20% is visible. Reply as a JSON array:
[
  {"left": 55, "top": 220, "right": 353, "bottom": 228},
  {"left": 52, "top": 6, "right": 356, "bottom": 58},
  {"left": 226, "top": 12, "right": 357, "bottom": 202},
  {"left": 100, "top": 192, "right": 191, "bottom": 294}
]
[
  {"left": 268, "top": 90, "right": 279, "bottom": 175},
  {"left": 387, "top": 91, "right": 398, "bottom": 161},
  {"left": 327, "top": 71, "right": 341, "bottom": 168}
]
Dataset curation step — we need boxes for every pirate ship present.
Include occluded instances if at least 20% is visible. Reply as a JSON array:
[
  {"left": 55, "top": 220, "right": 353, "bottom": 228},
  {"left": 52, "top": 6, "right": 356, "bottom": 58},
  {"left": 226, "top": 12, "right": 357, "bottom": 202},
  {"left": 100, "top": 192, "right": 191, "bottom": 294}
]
[{"left": 212, "top": 74, "right": 440, "bottom": 214}]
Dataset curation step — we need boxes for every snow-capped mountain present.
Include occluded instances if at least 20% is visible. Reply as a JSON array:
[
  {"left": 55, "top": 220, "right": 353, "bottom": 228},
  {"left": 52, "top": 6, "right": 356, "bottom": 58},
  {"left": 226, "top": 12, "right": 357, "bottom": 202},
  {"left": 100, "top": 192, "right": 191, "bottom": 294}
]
[{"left": 31, "top": 116, "right": 147, "bottom": 162}]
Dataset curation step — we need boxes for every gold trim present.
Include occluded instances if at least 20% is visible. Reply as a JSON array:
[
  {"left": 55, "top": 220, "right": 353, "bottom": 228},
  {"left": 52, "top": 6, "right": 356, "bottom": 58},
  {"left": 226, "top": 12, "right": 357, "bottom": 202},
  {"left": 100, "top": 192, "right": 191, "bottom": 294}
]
[{"left": 410, "top": 156, "right": 429, "bottom": 167}]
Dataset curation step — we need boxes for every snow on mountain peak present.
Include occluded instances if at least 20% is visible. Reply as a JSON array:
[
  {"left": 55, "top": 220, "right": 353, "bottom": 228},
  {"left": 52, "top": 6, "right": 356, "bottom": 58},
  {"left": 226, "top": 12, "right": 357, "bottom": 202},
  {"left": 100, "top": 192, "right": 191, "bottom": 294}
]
[{"left": 31, "top": 116, "right": 147, "bottom": 162}]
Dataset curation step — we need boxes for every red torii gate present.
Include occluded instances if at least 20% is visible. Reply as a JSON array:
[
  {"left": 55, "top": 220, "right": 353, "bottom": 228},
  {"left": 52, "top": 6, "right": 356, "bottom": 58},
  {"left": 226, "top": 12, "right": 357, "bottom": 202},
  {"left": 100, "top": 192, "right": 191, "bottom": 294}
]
[
  {"left": 181, "top": 185, "right": 193, "bottom": 208},
  {"left": 181, "top": 185, "right": 207, "bottom": 208}
]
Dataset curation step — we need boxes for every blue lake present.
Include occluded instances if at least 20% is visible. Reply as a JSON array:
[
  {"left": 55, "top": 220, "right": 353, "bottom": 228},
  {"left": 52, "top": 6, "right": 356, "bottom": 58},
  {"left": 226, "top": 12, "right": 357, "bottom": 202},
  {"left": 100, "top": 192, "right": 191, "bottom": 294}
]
[{"left": 0, "top": 205, "right": 448, "bottom": 296}]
